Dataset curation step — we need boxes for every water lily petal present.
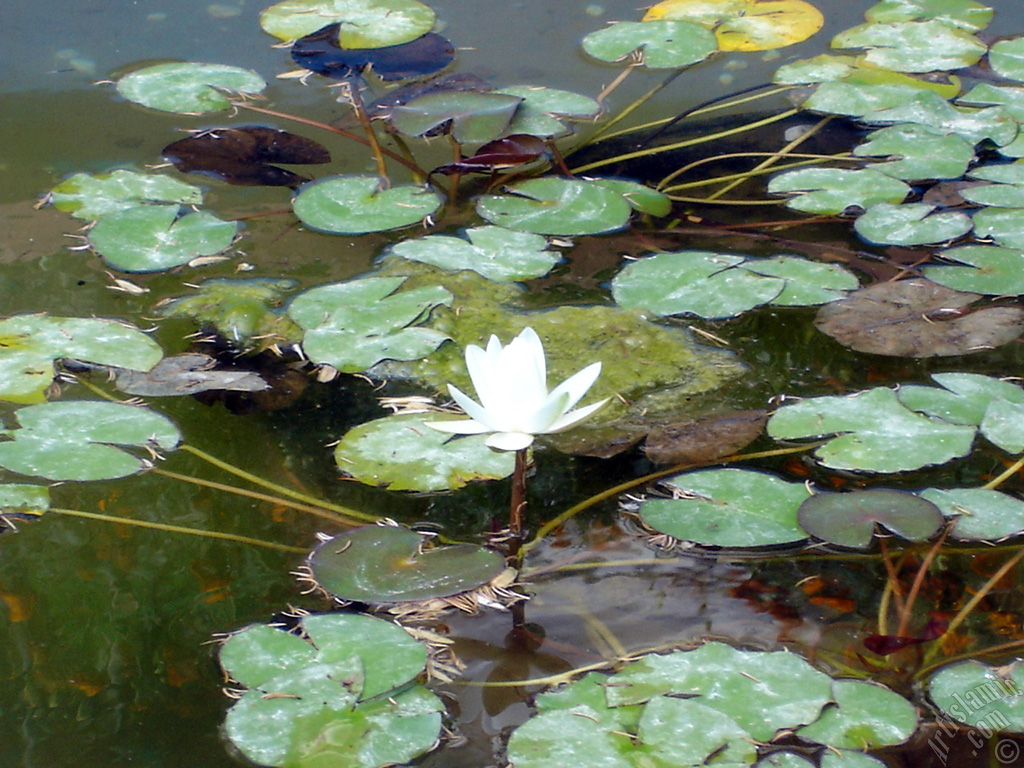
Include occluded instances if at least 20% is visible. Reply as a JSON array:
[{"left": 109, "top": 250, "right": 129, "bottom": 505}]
[
  {"left": 425, "top": 418, "right": 492, "bottom": 435},
  {"left": 547, "top": 362, "right": 602, "bottom": 411},
  {"left": 547, "top": 398, "right": 610, "bottom": 433},
  {"left": 486, "top": 431, "right": 535, "bottom": 451},
  {"left": 447, "top": 383, "right": 499, "bottom": 430},
  {"left": 465, "top": 342, "right": 498, "bottom": 411},
  {"left": 523, "top": 390, "right": 572, "bottom": 433}
]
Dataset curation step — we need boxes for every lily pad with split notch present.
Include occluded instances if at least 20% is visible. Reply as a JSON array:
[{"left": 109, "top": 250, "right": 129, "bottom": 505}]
[
  {"left": 796, "top": 679, "right": 918, "bottom": 749},
  {"left": 853, "top": 123, "right": 975, "bottom": 181},
  {"left": 919, "top": 487, "right": 1024, "bottom": 541},
  {"left": 581, "top": 20, "right": 718, "bottom": 69},
  {"left": 861, "top": 91, "right": 1018, "bottom": 148},
  {"left": 115, "top": 62, "right": 266, "bottom": 114},
  {"left": 476, "top": 177, "right": 634, "bottom": 236},
  {"left": 162, "top": 127, "right": 330, "bottom": 188},
  {"left": 48, "top": 170, "right": 203, "bottom": 220},
  {"left": 854, "top": 202, "right": 972, "bottom": 246},
  {"left": 388, "top": 90, "right": 523, "bottom": 144},
  {"left": 290, "top": 25, "right": 453, "bottom": 81},
  {"left": 332, "top": 413, "right": 514, "bottom": 491},
  {"left": 308, "top": 525, "right": 506, "bottom": 605},
  {"left": 637, "top": 468, "right": 810, "bottom": 547},
  {"left": 292, "top": 175, "right": 443, "bottom": 235},
  {"left": 924, "top": 245, "right": 1024, "bottom": 294},
  {"left": 767, "top": 168, "right": 910, "bottom": 214},
  {"left": 0, "top": 400, "right": 181, "bottom": 481},
  {"left": 495, "top": 86, "right": 601, "bottom": 138},
  {"left": 864, "top": 0, "right": 994, "bottom": 31},
  {"left": 831, "top": 20, "right": 986, "bottom": 73},
  {"left": 928, "top": 659, "right": 1024, "bottom": 732},
  {"left": 259, "top": 0, "right": 436, "bottom": 46},
  {"left": 797, "top": 489, "right": 943, "bottom": 549},
  {"left": 814, "top": 278, "right": 1024, "bottom": 357}
]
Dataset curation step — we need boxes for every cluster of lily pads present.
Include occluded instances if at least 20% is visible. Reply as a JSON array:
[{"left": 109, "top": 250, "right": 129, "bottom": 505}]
[{"left": 6, "top": 0, "right": 1024, "bottom": 766}]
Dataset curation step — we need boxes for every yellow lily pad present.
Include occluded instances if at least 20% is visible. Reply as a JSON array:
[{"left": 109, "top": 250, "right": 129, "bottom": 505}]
[{"left": 643, "top": 0, "right": 824, "bottom": 51}]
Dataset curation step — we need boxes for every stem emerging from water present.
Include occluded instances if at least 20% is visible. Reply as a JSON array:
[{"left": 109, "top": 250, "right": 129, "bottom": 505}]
[{"left": 507, "top": 448, "right": 529, "bottom": 564}]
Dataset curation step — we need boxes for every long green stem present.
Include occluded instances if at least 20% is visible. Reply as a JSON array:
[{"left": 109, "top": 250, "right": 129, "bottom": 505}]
[
  {"left": 179, "top": 444, "right": 378, "bottom": 523},
  {"left": 50, "top": 508, "right": 306, "bottom": 552}
]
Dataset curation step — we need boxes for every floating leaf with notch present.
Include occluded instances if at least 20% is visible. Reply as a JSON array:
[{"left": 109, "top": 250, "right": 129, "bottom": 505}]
[
  {"left": 854, "top": 202, "right": 972, "bottom": 246},
  {"left": 288, "top": 277, "right": 451, "bottom": 372},
  {"left": 293, "top": 175, "right": 443, "bottom": 235},
  {"left": 308, "top": 526, "right": 506, "bottom": 604},
  {"left": 637, "top": 468, "right": 810, "bottom": 547},
  {"left": 388, "top": 90, "right": 523, "bottom": 143},
  {"left": 767, "top": 168, "right": 909, "bottom": 214},
  {"left": 853, "top": 124, "right": 975, "bottom": 181},
  {"left": 989, "top": 37, "right": 1024, "bottom": 83},
  {"left": 814, "top": 278, "right": 1024, "bottom": 357},
  {"left": 862, "top": 91, "right": 1018, "bottom": 147},
  {"left": 388, "top": 225, "right": 560, "bottom": 282},
  {"left": 87, "top": 205, "right": 239, "bottom": 273},
  {"left": 476, "top": 177, "right": 634, "bottom": 236},
  {"left": 219, "top": 612, "right": 442, "bottom": 768},
  {"left": 0, "top": 401, "right": 180, "bottom": 481},
  {"left": 928, "top": 660, "right": 1024, "bottom": 732},
  {"left": 970, "top": 210, "right": 1024, "bottom": 249},
  {"left": 796, "top": 679, "right": 918, "bottom": 749},
  {"left": 643, "top": 0, "right": 824, "bottom": 52},
  {"left": 585, "top": 178, "right": 672, "bottom": 217},
  {"left": 923, "top": 245, "right": 1024, "bottom": 295},
  {"left": 259, "top": 0, "right": 436, "bottom": 46},
  {"left": 48, "top": 170, "right": 203, "bottom": 220},
  {"left": 291, "top": 25, "right": 453, "bottom": 80},
  {"left": 797, "top": 489, "right": 944, "bottom": 549},
  {"left": 0, "top": 315, "right": 163, "bottom": 404},
  {"left": 495, "top": 86, "right": 601, "bottom": 137},
  {"left": 919, "top": 487, "right": 1024, "bottom": 541},
  {"left": 162, "top": 127, "right": 330, "bottom": 188},
  {"left": 831, "top": 20, "right": 986, "bottom": 73},
  {"left": 864, "top": 0, "right": 994, "bottom": 31},
  {"left": 581, "top": 20, "right": 718, "bottom": 69},
  {"left": 332, "top": 413, "right": 514, "bottom": 491},
  {"left": 767, "top": 386, "right": 977, "bottom": 472},
  {"left": 115, "top": 62, "right": 266, "bottom": 114}
]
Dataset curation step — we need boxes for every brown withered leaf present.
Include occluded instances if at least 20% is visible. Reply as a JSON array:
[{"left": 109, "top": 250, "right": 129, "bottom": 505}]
[{"left": 643, "top": 409, "right": 768, "bottom": 466}]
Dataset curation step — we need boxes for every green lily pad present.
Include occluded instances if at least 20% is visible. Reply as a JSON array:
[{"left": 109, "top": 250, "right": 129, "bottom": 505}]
[
  {"left": 115, "top": 62, "right": 266, "bottom": 114},
  {"left": 605, "top": 643, "right": 834, "bottom": 740},
  {"left": 585, "top": 178, "right": 672, "bottom": 217},
  {"left": 862, "top": 91, "right": 1018, "bottom": 147},
  {"left": 388, "top": 226, "right": 560, "bottom": 282},
  {"left": 923, "top": 245, "right": 1024, "bottom": 295},
  {"left": 864, "top": 0, "right": 994, "bottom": 31},
  {"left": 308, "top": 526, "right": 506, "bottom": 604},
  {"left": 853, "top": 202, "right": 972, "bottom": 246},
  {"left": 220, "top": 613, "right": 442, "bottom": 768},
  {"left": 767, "top": 386, "right": 977, "bottom": 472},
  {"left": 797, "top": 679, "right": 918, "bottom": 749},
  {"left": 293, "top": 175, "right": 443, "bottom": 235},
  {"left": 476, "top": 177, "right": 633, "bottom": 236},
  {"left": 388, "top": 91, "right": 524, "bottom": 144},
  {"left": 0, "top": 483, "right": 49, "bottom": 528},
  {"left": 796, "top": 489, "right": 944, "bottom": 549},
  {"left": 767, "top": 168, "right": 909, "bottom": 214},
  {"left": 970, "top": 209, "right": 1024, "bottom": 249},
  {"left": 928, "top": 660, "right": 1024, "bottom": 731},
  {"left": 803, "top": 77, "right": 957, "bottom": 116},
  {"left": 333, "top": 413, "right": 515, "bottom": 491},
  {"left": 638, "top": 468, "right": 811, "bottom": 547},
  {"left": 48, "top": 170, "right": 203, "bottom": 220},
  {"left": 758, "top": 753, "right": 816, "bottom": 768},
  {"left": 157, "top": 278, "right": 300, "bottom": 350},
  {"left": 87, "top": 205, "right": 239, "bottom": 272},
  {"left": 821, "top": 753, "right": 892, "bottom": 768},
  {"left": 853, "top": 124, "right": 975, "bottom": 180},
  {"left": 919, "top": 487, "right": 1024, "bottom": 541},
  {"left": 637, "top": 697, "right": 757, "bottom": 765},
  {"left": 990, "top": 37, "right": 1024, "bottom": 83},
  {"left": 0, "top": 315, "right": 163, "bottom": 404},
  {"left": 774, "top": 53, "right": 858, "bottom": 84},
  {"left": 612, "top": 251, "right": 856, "bottom": 318},
  {"left": 831, "top": 20, "right": 986, "bottom": 73},
  {"left": 496, "top": 86, "right": 601, "bottom": 138},
  {"left": 581, "top": 20, "right": 718, "bottom": 69},
  {"left": 259, "top": 0, "right": 435, "bottom": 46},
  {"left": 288, "top": 277, "right": 451, "bottom": 372},
  {"left": 959, "top": 83, "right": 1024, "bottom": 120},
  {"left": 0, "top": 401, "right": 180, "bottom": 481}
]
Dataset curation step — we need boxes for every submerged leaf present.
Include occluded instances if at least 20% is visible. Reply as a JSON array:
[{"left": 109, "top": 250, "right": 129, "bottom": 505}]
[
  {"left": 0, "top": 484, "right": 50, "bottom": 530},
  {"left": 797, "top": 489, "right": 944, "bottom": 549}
]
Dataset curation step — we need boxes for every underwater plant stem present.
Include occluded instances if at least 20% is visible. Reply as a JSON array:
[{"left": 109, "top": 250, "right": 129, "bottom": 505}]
[
  {"left": 50, "top": 508, "right": 306, "bottom": 552},
  {"left": 877, "top": 539, "right": 907, "bottom": 636},
  {"left": 983, "top": 454, "right": 1024, "bottom": 490},
  {"left": 577, "top": 66, "right": 675, "bottom": 149},
  {"left": 233, "top": 102, "right": 428, "bottom": 178},
  {"left": 570, "top": 108, "right": 800, "bottom": 175},
  {"left": 658, "top": 151, "right": 855, "bottom": 193},
  {"left": 151, "top": 468, "right": 363, "bottom": 527},
  {"left": 340, "top": 79, "right": 389, "bottom": 179},
  {"left": 896, "top": 525, "right": 950, "bottom": 639},
  {"left": 178, "top": 444, "right": 378, "bottom": 523},
  {"left": 447, "top": 134, "right": 463, "bottom": 208},
  {"left": 925, "top": 545, "right": 1024, "bottom": 666},
  {"left": 507, "top": 448, "right": 529, "bottom": 564},
  {"left": 522, "top": 444, "right": 817, "bottom": 554}
]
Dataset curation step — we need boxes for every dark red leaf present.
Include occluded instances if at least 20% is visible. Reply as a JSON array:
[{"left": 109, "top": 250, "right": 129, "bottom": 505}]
[
  {"left": 162, "top": 127, "right": 330, "bottom": 188},
  {"left": 432, "top": 134, "right": 547, "bottom": 176},
  {"left": 863, "top": 634, "right": 928, "bottom": 655}
]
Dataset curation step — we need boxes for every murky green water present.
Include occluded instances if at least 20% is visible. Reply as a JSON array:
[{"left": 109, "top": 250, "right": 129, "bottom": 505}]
[{"left": 4, "top": 1, "right": 1024, "bottom": 766}]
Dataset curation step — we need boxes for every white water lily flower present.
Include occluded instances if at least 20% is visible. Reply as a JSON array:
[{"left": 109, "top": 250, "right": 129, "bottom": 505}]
[{"left": 427, "top": 327, "right": 607, "bottom": 451}]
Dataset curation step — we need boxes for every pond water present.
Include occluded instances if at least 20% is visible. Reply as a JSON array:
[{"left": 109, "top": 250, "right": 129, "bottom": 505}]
[{"left": 4, "top": 1, "right": 1024, "bottom": 767}]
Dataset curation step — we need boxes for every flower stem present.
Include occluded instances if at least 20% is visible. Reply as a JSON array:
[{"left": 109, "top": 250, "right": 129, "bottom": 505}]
[{"left": 507, "top": 448, "right": 529, "bottom": 564}]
